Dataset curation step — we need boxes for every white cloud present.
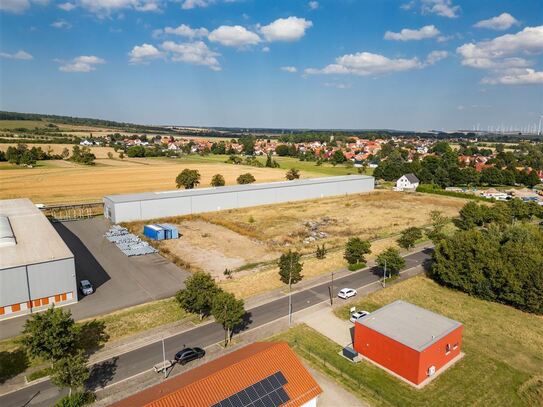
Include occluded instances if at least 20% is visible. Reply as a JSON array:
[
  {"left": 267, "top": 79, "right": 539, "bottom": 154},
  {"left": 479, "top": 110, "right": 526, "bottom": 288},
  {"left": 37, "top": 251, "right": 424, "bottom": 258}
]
[
  {"left": 457, "top": 26, "right": 543, "bottom": 69},
  {"left": 384, "top": 25, "right": 440, "bottom": 41},
  {"left": 57, "top": 2, "right": 76, "bottom": 10},
  {"left": 208, "top": 25, "right": 260, "bottom": 47},
  {"left": 161, "top": 24, "right": 209, "bottom": 38},
  {"left": 129, "top": 43, "right": 163, "bottom": 63},
  {"left": 51, "top": 19, "right": 72, "bottom": 29},
  {"left": 0, "top": 0, "right": 48, "bottom": 13},
  {"left": 421, "top": 0, "right": 459, "bottom": 18},
  {"left": 78, "top": 0, "right": 161, "bottom": 16},
  {"left": 280, "top": 66, "right": 297, "bottom": 73},
  {"left": 474, "top": 13, "right": 519, "bottom": 31},
  {"left": 59, "top": 55, "right": 105, "bottom": 72},
  {"left": 261, "top": 46, "right": 270, "bottom": 53},
  {"left": 324, "top": 82, "right": 351, "bottom": 89},
  {"left": 260, "top": 17, "right": 313, "bottom": 42},
  {"left": 308, "top": 1, "right": 318, "bottom": 10},
  {"left": 400, "top": 1, "right": 415, "bottom": 10},
  {"left": 482, "top": 68, "right": 543, "bottom": 85},
  {"left": 426, "top": 50, "right": 448, "bottom": 65},
  {"left": 0, "top": 50, "right": 33, "bottom": 60},
  {"left": 181, "top": 0, "right": 213, "bottom": 9},
  {"left": 305, "top": 51, "right": 423, "bottom": 76},
  {"left": 161, "top": 40, "right": 221, "bottom": 70}
]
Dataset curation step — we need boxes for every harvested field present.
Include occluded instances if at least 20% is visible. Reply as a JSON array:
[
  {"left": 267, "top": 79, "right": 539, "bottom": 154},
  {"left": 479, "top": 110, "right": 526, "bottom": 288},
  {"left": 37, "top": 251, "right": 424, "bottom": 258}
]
[{"left": 0, "top": 158, "right": 319, "bottom": 204}]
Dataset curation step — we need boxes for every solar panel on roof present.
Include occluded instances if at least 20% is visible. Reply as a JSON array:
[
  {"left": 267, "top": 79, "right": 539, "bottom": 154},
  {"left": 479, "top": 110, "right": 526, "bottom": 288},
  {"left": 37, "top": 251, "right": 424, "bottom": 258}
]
[{"left": 211, "top": 371, "right": 290, "bottom": 407}]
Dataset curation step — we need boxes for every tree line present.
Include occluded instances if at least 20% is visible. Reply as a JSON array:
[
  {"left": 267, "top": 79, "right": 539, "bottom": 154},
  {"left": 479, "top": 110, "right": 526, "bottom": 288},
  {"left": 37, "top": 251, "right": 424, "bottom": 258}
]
[{"left": 430, "top": 199, "right": 543, "bottom": 314}]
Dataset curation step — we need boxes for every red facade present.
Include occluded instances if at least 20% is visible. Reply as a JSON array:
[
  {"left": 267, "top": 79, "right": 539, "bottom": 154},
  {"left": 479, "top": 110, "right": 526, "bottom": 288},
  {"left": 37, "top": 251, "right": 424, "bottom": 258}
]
[{"left": 353, "top": 323, "right": 463, "bottom": 385}]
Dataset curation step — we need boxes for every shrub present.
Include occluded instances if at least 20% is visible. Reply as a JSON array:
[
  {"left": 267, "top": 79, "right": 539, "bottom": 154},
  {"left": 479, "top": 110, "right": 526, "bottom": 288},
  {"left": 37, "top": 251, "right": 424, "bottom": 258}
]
[
  {"left": 348, "top": 262, "right": 366, "bottom": 271},
  {"left": 237, "top": 173, "right": 255, "bottom": 184},
  {"left": 54, "top": 392, "right": 95, "bottom": 407}
]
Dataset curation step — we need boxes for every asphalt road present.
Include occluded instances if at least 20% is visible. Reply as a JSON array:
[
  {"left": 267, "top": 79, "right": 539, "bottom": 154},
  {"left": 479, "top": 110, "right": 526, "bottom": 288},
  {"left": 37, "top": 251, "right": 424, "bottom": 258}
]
[{"left": 1, "top": 249, "right": 431, "bottom": 407}]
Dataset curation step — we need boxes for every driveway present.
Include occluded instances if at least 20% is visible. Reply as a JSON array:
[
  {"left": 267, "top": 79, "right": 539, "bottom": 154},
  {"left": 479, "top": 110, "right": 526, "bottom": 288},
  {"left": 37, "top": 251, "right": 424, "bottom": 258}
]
[
  {"left": 300, "top": 308, "right": 354, "bottom": 347},
  {"left": 0, "top": 218, "right": 189, "bottom": 339}
]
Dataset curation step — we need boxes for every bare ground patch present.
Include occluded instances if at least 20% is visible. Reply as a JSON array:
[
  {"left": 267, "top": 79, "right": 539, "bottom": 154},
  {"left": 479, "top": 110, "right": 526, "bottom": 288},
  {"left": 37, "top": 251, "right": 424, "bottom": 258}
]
[{"left": 160, "top": 219, "right": 281, "bottom": 279}]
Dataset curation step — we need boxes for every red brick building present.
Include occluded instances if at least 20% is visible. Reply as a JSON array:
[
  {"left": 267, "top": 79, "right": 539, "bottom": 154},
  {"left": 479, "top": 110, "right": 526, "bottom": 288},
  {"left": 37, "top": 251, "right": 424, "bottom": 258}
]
[{"left": 353, "top": 300, "right": 463, "bottom": 386}]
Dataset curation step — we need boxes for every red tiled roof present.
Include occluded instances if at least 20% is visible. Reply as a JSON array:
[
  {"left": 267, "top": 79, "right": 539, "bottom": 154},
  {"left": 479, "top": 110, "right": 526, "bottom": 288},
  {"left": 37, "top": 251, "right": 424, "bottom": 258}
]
[{"left": 110, "top": 342, "right": 322, "bottom": 407}]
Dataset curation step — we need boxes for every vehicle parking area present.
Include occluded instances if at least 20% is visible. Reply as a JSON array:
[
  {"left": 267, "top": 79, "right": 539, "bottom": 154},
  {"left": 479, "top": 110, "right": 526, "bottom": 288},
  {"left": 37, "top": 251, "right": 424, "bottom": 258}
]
[
  {"left": 55, "top": 218, "right": 189, "bottom": 320},
  {"left": 0, "top": 218, "right": 189, "bottom": 339}
]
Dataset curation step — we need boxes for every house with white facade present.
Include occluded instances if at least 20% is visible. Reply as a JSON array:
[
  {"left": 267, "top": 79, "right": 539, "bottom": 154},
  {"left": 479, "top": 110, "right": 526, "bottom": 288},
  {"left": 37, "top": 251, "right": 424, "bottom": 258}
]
[{"left": 395, "top": 173, "right": 420, "bottom": 191}]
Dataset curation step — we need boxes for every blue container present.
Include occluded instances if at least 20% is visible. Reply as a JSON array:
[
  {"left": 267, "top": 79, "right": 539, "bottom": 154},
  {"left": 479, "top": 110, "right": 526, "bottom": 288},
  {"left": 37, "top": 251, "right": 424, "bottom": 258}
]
[
  {"left": 158, "top": 224, "right": 179, "bottom": 239},
  {"left": 144, "top": 224, "right": 165, "bottom": 240}
]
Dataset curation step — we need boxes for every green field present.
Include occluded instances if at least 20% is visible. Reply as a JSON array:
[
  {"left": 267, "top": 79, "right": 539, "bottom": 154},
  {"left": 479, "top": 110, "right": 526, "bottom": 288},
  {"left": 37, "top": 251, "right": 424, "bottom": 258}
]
[
  {"left": 271, "top": 276, "right": 543, "bottom": 407},
  {"left": 170, "top": 154, "right": 371, "bottom": 177},
  {"left": 0, "top": 120, "right": 52, "bottom": 130}
]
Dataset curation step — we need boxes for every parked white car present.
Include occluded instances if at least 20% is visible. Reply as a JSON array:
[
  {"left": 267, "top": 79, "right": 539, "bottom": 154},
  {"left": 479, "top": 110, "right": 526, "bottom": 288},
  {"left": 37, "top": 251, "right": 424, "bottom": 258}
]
[
  {"left": 338, "top": 288, "right": 357, "bottom": 299},
  {"left": 350, "top": 310, "right": 370, "bottom": 323}
]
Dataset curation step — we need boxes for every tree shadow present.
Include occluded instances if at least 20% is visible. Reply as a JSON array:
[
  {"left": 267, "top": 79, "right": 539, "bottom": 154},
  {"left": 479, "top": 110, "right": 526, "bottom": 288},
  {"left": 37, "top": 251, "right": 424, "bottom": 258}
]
[
  {"left": 78, "top": 319, "right": 110, "bottom": 354},
  {"left": 86, "top": 356, "right": 118, "bottom": 391},
  {"left": 232, "top": 311, "right": 253, "bottom": 336},
  {"left": 0, "top": 349, "right": 29, "bottom": 384}
]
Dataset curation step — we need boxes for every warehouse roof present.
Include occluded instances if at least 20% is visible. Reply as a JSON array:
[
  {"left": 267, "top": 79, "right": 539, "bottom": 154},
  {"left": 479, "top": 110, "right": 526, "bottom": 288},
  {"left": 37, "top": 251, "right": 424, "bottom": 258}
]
[
  {"left": 103, "top": 175, "right": 373, "bottom": 204},
  {"left": 110, "top": 342, "right": 322, "bottom": 407},
  {"left": 357, "top": 300, "right": 462, "bottom": 352},
  {"left": 0, "top": 199, "right": 73, "bottom": 270}
]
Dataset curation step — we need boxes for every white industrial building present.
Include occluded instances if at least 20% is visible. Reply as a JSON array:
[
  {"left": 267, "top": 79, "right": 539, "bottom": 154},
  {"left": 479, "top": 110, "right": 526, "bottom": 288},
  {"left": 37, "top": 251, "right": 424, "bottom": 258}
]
[
  {"left": 103, "top": 175, "right": 375, "bottom": 223},
  {"left": 0, "top": 199, "right": 77, "bottom": 320}
]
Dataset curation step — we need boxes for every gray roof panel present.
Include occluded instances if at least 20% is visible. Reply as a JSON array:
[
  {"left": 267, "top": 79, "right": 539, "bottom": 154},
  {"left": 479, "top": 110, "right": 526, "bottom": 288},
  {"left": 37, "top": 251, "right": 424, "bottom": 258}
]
[{"left": 357, "top": 300, "right": 461, "bottom": 352}]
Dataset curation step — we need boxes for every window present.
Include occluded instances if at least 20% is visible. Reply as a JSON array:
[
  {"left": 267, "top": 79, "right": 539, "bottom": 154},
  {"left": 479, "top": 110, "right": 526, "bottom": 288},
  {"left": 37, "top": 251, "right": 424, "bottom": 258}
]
[
  {"left": 445, "top": 343, "right": 451, "bottom": 354},
  {"left": 453, "top": 343, "right": 458, "bottom": 350}
]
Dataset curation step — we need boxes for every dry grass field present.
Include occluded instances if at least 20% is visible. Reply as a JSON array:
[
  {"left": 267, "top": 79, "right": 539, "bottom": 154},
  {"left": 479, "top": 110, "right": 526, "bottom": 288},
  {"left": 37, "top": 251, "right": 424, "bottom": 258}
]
[
  {"left": 127, "top": 191, "right": 467, "bottom": 298},
  {"left": 199, "top": 190, "right": 464, "bottom": 247},
  {"left": 0, "top": 155, "right": 319, "bottom": 204}
]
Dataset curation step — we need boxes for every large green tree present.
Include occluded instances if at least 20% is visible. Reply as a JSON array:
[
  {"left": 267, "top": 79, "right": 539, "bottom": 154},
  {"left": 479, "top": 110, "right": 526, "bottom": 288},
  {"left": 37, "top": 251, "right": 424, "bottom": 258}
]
[
  {"left": 210, "top": 173, "right": 225, "bottom": 187},
  {"left": 376, "top": 247, "right": 406, "bottom": 275},
  {"left": 212, "top": 291, "right": 246, "bottom": 347},
  {"left": 176, "top": 272, "right": 221, "bottom": 320},
  {"left": 237, "top": 173, "right": 255, "bottom": 184},
  {"left": 176, "top": 168, "right": 201, "bottom": 189},
  {"left": 344, "top": 237, "right": 371, "bottom": 266},
  {"left": 21, "top": 307, "right": 78, "bottom": 362},
  {"left": 278, "top": 250, "right": 304, "bottom": 287},
  {"left": 397, "top": 227, "right": 423, "bottom": 251},
  {"left": 51, "top": 351, "right": 90, "bottom": 396}
]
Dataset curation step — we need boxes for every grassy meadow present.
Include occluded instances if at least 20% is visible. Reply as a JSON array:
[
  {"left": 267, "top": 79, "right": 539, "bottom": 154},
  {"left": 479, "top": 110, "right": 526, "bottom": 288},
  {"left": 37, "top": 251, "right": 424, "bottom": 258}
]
[{"left": 271, "top": 276, "right": 543, "bottom": 406}]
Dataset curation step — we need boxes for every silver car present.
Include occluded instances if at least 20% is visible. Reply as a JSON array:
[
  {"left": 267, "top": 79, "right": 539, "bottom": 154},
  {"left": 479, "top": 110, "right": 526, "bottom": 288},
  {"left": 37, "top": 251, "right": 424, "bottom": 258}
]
[
  {"left": 79, "top": 280, "right": 94, "bottom": 295},
  {"left": 350, "top": 310, "right": 370, "bottom": 323}
]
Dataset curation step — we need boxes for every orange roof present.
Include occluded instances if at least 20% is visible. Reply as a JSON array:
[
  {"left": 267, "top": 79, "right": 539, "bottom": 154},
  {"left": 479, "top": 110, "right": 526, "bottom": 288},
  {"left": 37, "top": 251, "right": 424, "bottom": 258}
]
[{"left": 110, "top": 342, "right": 322, "bottom": 407}]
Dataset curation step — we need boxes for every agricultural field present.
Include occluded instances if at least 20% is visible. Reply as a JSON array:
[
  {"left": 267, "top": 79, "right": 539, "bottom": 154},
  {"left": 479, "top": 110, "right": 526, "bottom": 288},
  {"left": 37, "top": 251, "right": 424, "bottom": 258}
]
[
  {"left": 126, "top": 191, "right": 467, "bottom": 298},
  {"left": 0, "top": 154, "right": 322, "bottom": 204},
  {"left": 296, "top": 275, "right": 543, "bottom": 407}
]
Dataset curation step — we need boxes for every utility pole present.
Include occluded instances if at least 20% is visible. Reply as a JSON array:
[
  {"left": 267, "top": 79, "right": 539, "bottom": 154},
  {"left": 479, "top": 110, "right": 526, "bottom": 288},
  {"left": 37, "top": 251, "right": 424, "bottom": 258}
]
[
  {"left": 162, "top": 337, "right": 167, "bottom": 379},
  {"left": 288, "top": 256, "right": 293, "bottom": 326},
  {"left": 330, "top": 270, "right": 334, "bottom": 306},
  {"left": 383, "top": 259, "right": 387, "bottom": 288}
]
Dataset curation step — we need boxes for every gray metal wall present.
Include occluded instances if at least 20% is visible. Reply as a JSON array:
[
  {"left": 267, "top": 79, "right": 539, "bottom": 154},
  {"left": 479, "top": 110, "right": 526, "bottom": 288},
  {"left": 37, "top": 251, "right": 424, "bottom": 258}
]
[
  {"left": 0, "top": 257, "right": 77, "bottom": 314},
  {"left": 105, "top": 176, "right": 375, "bottom": 223}
]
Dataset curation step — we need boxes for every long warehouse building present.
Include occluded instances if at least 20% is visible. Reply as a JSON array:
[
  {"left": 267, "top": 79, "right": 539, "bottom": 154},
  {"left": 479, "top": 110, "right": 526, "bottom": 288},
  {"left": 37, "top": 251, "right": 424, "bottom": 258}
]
[
  {"left": 103, "top": 175, "right": 375, "bottom": 223},
  {"left": 0, "top": 199, "right": 77, "bottom": 320}
]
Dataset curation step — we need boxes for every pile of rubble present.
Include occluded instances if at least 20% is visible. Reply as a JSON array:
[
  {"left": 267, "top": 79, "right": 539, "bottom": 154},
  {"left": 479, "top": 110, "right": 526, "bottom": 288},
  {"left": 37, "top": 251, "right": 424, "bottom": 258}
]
[
  {"left": 302, "top": 217, "right": 333, "bottom": 244},
  {"left": 105, "top": 225, "right": 158, "bottom": 257}
]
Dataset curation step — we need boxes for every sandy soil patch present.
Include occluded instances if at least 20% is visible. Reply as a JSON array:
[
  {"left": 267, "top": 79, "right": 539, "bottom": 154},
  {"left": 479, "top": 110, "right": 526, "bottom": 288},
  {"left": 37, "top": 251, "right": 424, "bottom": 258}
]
[{"left": 161, "top": 220, "right": 281, "bottom": 279}]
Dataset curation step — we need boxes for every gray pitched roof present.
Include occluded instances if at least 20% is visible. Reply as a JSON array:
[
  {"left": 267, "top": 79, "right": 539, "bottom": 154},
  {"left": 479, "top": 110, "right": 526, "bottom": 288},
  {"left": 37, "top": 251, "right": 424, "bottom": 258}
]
[
  {"left": 356, "top": 300, "right": 462, "bottom": 352},
  {"left": 404, "top": 173, "right": 420, "bottom": 184}
]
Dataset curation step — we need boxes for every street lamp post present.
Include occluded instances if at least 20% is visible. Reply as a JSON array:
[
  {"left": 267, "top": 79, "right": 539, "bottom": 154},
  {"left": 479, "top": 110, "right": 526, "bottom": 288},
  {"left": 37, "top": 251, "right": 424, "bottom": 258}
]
[
  {"left": 383, "top": 259, "right": 387, "bottom": 288},
  {"left": 330, "top": 270, "right": 334, "bottom": 306}
]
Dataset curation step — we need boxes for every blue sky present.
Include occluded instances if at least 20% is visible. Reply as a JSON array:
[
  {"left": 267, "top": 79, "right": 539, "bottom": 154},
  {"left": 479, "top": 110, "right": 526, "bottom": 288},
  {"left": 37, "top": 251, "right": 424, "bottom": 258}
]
[{"left": 0, "top": 0, "right": 541, "bottom": 130}]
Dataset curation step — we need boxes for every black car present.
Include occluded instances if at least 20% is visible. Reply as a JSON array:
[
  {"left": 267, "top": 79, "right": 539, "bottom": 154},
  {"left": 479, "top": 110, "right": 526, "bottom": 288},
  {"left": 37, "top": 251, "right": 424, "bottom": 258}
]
[{"left": 174, "top": 347, "right": 205, "bottom": 365}]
